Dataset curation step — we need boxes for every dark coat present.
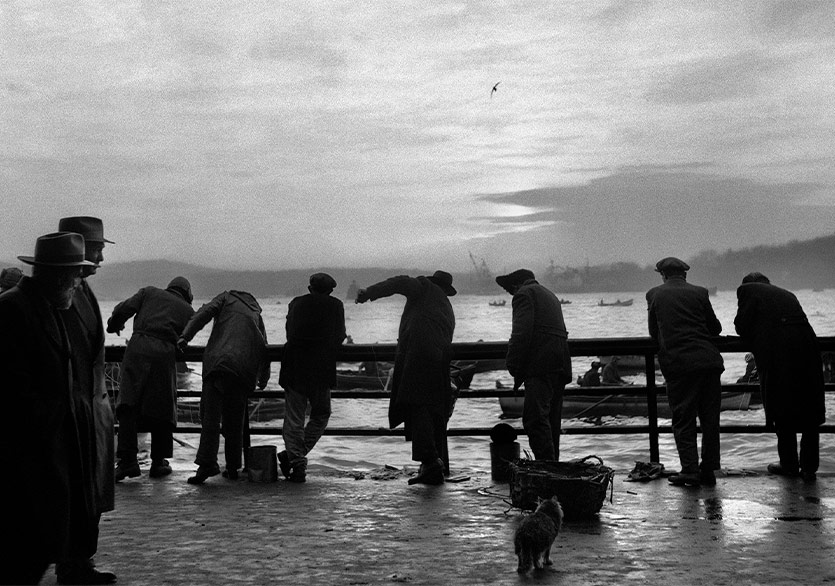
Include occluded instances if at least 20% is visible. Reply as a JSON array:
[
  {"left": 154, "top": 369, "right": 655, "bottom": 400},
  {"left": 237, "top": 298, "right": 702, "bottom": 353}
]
[
  {"left": 65, "top": 279, "right": 116, "bottom": 518},
  {"left": 109, "top": 286, "right": 195, "bottom": 426},
  {"left": 278, "top": 292, "right": 346, "bottom": 391},
  {"left": 180, "top": 290, "right": 270, "bottom": 389},
  {"left": 506, "top": 279, "right": 572, "bottom": 386},
  {"left": 734, "top": 282, "right": 825, "bottom": 429},
  {"left": 0, "top": 277, "right": 88, "bottom": 562},
  {"left": 646, "top": 276, "right": 724, "bottom": 377},
  {"left": 363, "top": 276, "right": 455, "bottom": 428}
]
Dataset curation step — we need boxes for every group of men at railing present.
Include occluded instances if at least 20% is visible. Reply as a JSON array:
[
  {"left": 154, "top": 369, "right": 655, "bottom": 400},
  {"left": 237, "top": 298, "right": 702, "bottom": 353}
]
[{"left": 0, "top": 215, "right": 828, "bottom": 584}]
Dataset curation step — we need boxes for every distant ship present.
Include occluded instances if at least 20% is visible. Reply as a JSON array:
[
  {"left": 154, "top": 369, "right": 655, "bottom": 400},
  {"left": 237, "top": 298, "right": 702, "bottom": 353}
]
[{"left": 345, "top": 279, "right": 359, "bottom": 300}]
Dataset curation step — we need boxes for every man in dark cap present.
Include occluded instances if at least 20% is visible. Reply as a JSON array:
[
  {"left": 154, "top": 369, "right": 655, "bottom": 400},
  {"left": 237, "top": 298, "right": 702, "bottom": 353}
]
[
  {"left": 495, "top": 269, "right": 572, "bottom": 461},
  {"left": 356, "top": 271, "right": 456, "bottom": 485},
  {"left": 0, "top": 266, "right": 23, "bottom": 292},
  {"left": 647, "top": 257, "right": 724, "bottom": 487},
  {"left": 106, "top": 277, "right": 195, "bottom": 481},
  {"left": 734, "top": 272, "right": 825, "bottom": 481},
  {"left": 278, "top": 273, "right": 346, "bottom": 482},
  {"left": 55, "top": 216, "right": 117, "bottom": 584},
  {"left": 0, "top": 233, "right": 99, "bottom": 584},
  {"left": 178, "top": 290, "right": 271, "bottom": 484}
]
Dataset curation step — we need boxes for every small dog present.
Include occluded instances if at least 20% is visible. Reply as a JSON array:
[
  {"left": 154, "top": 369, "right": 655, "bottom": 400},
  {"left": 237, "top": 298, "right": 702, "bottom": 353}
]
[{"left": 514, "top": 496, "right": 564, "bottom": 574}]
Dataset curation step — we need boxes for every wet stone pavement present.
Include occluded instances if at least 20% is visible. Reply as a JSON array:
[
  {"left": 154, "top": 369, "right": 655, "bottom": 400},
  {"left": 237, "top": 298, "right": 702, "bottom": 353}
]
[{"left": 42, "top": 468, "right": 835, "bottom": 586}]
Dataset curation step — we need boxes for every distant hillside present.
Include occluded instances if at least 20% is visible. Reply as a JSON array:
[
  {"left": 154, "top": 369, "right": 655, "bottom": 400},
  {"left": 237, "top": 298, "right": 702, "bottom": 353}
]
[{"left": 4, "top": 231, "right": 834, "bottom": 298}]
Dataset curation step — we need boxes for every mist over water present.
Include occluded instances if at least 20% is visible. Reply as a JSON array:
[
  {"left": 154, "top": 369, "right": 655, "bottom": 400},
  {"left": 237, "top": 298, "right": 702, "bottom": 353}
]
[{"left": 101, "top": 290, "right": 835, "bottom": 475}]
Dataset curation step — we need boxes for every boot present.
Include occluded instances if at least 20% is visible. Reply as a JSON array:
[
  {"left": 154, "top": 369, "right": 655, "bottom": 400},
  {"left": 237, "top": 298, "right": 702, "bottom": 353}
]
[
  {"left": 408, "top": 458, "right": 445, "bottom": 485},
  {"left": 115, "top": 460, "right": 141, "bottom": 482},
  {"left": 187, "top": 463, "right": 220, "bottom": 485},
  {"left": 149, "top": 459, "right": 172, "bottom": 478}
]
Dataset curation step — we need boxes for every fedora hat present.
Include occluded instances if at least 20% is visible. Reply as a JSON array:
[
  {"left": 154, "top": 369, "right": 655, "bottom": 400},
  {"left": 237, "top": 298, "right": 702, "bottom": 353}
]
[
  {"left": 58, "top": 216, "right": 114, "bottom": 244},
  {"left": 495, "top": 268, "right": 535, "bottom": 293},
  {"left": 427, "top": 270, "right": 456, "bottom": 296},
  {"left": 18, "top": 232, "right": 98, "bottom": 267}
]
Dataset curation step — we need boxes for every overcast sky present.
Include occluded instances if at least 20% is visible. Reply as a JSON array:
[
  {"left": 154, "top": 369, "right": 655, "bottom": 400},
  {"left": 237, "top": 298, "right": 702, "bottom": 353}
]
[{"left": 2, "top": 1, "right": 834, "bottom": 273}]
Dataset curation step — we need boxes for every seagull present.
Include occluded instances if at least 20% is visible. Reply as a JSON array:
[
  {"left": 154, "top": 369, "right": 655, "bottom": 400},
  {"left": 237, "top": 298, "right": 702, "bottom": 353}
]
[{"left": 491, "top": 81, "right": 500, "bottom": 98}]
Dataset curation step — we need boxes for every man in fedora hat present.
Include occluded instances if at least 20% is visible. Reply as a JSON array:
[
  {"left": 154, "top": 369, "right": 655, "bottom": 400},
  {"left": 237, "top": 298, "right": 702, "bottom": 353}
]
[
  {"left": 356, "top": 271, "right": 456, "bottom": 485},
  {"left": 0, "top": 232, "right": 100, "bottom": 584},
  {"left": 278, "top": 273, "right": 346, "bottom": 482},
  {"left": 54, "top": 216, "right": 117, "bottom": 584},
  {"left": 495, "top": 269, "right": 572, "bottom": 461},
  {"left": 647, "top": 257, "right": 723, "bottom": 488}
]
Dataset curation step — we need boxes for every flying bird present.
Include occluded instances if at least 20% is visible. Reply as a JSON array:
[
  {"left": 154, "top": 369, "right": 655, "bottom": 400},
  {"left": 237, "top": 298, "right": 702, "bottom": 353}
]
[{"left": 491, "top": 81, "right": 500, "bottom": 98}]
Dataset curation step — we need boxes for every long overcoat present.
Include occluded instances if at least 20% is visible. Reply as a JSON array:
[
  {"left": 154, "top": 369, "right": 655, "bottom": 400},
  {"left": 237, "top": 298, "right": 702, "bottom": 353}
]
[
  {"left": 363, "top": 276, "right": 455, "bottom": 429},
  {"left": 65, "top": 279, "right": 116, "bottom": 518},
  {"left": 506, "top": 278, "right": 572, "bottom": 386},
  {"left": 734, "top": 282, "right": 825, "bottom": 429},
  {"left": 180, "top": 290, "right": 270, "bottom": 390},
  {"left": 646, "top": 276, "right": 724, "bottom": 377},
  {"left": 110, "top": 286, "right": 194, "bottom": 426},
  {"left": 278, "top": 292, "right": 346, "bottom": 392},
  {"left": 0, "top": 277, "right": 87, "bottom": 563}
]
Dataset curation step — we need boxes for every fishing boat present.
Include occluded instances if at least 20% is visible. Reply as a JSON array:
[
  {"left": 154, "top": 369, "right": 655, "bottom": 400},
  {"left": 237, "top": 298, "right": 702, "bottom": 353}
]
[
  {"left": 335, "top": 361, "right": 477, "bottom": 391},
  {"left": 598, "top": 298, "right": 634, "bottom": 307},
  {"left": 559, "top": 298, "right": 571, "bottom": 305},
  {"left": 488, "top": 299, "right": 506, "bottom": 307},
  {"left": 499, "top": 390, "right": 752, "bottom": 419}
]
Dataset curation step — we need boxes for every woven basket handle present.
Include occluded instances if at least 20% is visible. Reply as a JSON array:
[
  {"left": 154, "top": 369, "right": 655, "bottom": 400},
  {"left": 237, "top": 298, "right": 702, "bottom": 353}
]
[{"left": 578, "top": 455, "right": 604, "bottom": 466}]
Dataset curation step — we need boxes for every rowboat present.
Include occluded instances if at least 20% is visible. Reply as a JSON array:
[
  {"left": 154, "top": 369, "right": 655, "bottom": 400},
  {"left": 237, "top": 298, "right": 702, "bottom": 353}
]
[
  {"left": 499, "top": 390, "right": 752, "bottom": 419},
  {"left": 598, "top": 298, "right": 634, "bottom": 307},
  {"left": 335, "top": 361, "right": 478, "bottom": 391},
  {"left": 488, "top": 300, "right": 506, "bottom": 307}
]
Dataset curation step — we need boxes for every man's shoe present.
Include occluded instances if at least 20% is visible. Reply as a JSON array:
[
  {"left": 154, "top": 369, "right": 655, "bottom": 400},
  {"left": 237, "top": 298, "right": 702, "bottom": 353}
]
[
  {"left": 149, "top": 459, "right": 172, "bottom": 478},
  {"left": 287, "top": 469, "right": 307, "bottom": 483},
  {"left": 114, "top": 461, "right": 141, "bottom": 482},
  {"left": 57, "top": 568, "right": 117, "bottom": 585},
  {"left": 408, "top": 458, "right": 445, "bottom": 485},
  {"left": 187, "top": 464, "right": 220, "bottom": 485},
  {"left": 802, "top": 470, "right": 817, "bottom": 482},
  {"left": 767, "top": 463, "right": 800, "bottom": 477},
  {"left": 222, "top": 469, "right": 239, "bottom": 480},
  {"left": 278, "top": 450, "right": 292, "bottom": 479},
  {"left": 668, "top": 472, "right": 701, "bottom": 487},
  {"left": 700, "top": 469, "right": 717, "bottom": 487}
]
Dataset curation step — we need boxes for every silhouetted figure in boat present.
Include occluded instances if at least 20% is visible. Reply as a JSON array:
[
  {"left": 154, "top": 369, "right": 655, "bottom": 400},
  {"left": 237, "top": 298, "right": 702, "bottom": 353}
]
[
  {"left": 601, "top": 356, "right": 629, "bottom": 385},
  {"left": 577, "top": 361, "right": 602, "bottom": 387}
]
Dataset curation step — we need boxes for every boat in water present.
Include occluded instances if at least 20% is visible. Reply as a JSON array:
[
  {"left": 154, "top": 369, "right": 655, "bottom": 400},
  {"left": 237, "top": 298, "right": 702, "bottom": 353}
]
[
  {"left": 598, "top": 298, "right": 634, "bottom": 307},
  {"left": 499, "top": 390, "right": 752, "bottom": 419},
  {"left": 488, "top": 299, "right": 506, "bottom": 307},
  {"left": 335, "top": 361, "right": 477, "bottom": 391}
]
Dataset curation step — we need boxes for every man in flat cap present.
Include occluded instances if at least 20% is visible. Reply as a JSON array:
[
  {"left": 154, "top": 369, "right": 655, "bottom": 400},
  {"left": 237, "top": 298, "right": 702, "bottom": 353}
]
[
  {"left": 496, "top": 269, "right": 572, "bottom": 461},
  {"left": 55, "top": 216, "right": 117, "bottom": 584},
  {"left": 356, "top": 271, "right": 456, "bottom": 485},
  {"left": 646, "top": 257, "right": 723, "bottom": 487},
  {"left": 0, "top": 233, "right": 98, "bottom": 584},
  {"left": 734, "top": 272, "right": 825, "bottom": 481},
  {"left": 278, "top": 273, "right": 346, "bottom": 482}
]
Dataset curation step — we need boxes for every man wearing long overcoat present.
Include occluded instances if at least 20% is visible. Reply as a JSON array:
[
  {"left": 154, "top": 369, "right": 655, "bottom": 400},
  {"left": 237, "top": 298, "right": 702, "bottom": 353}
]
[
  {"left": 356, "top": 271, "right": 456, "bottom": 485},
  {"left": 0, "top": 232, "right": 97, "bottom": 584},
  {"left": 734, "top": 272, "right": 825, "bottom": 481},
  {"left": 496, "top": 269, "right": 572, "bottom": 461},
  {"left": 57, "top": 216, "right": 117, "bottom": 585},
  {"left": 647, "top": 257, "right": 724, "bottom": 487},
  {"left": 108, "top": 277, "right": 195, "bottom": 480}
]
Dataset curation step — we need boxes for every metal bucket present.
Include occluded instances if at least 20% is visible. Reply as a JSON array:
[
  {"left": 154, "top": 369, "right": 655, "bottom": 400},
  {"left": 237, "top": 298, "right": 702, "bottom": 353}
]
[{"left": 247, "top": 445, "right": 278, "bottom": 482}]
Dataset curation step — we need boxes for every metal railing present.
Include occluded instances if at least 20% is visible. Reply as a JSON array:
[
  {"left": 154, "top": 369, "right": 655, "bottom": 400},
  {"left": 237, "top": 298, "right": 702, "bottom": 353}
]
[{"left": 104, "top": 336, "right": 835, "bottom": 463}]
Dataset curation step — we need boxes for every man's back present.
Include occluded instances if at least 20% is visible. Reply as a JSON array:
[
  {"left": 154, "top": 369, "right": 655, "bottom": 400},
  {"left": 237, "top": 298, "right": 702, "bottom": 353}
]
[{"left": 646, "top": 276, "right": 723, "bottom": 376}]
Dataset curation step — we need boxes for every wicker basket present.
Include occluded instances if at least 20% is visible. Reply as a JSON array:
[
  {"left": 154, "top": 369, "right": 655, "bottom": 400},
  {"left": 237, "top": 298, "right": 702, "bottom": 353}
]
[{"left": 508, "top": 455, "right": 614, "bottom": 519}]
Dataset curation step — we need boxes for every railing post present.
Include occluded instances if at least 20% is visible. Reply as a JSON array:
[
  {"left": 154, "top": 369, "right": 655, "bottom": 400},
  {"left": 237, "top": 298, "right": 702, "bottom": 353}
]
[{"left": 646, "top": 353, "right": 660, "bottom": 462}]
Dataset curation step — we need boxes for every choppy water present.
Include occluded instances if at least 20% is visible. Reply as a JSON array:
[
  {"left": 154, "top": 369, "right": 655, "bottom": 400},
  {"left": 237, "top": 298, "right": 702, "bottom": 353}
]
[{"left": 101, "top": 289, "right": 835, "bottom": 474}]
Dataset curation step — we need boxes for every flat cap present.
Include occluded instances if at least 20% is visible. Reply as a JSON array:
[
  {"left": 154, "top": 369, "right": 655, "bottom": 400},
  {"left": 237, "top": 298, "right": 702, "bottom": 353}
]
[
  {"left": 309, "top": 272, "right": 337, "bottom": 293},
  {"left": 654, "top": 257, "right": 690, "bottom": 273}
]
